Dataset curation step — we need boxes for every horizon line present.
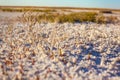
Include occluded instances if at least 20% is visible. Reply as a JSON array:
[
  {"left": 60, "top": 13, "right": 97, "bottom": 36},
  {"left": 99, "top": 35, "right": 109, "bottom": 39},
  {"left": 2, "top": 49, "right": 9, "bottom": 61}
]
[{"left": 0, "top": 5, "right": 120, "bottom": 10}]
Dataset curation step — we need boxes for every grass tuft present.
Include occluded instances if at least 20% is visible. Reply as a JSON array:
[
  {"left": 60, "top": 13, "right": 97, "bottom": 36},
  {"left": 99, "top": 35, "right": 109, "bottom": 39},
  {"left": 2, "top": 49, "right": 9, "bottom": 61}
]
[
  {"left": 17, "top": 11, "right": 119, "bottom": 24},
  {"left": 1, "top": 8, "right": 56, "bottom": 12}
]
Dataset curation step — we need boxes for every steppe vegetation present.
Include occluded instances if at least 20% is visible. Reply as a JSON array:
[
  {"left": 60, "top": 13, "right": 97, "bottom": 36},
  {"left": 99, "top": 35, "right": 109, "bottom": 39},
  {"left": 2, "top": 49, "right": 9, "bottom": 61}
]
[
  {"left": 0, "top": 7, "right": 119, "bottom": 23},
  {"left": 0, "top": 7, "right": 120, "bottom": 80},
  {"left": 0, "top": 8, "right": 56, "bottom": 12},
  {"left": 17, "top": 11, "right": 119, "bottom": 24}
]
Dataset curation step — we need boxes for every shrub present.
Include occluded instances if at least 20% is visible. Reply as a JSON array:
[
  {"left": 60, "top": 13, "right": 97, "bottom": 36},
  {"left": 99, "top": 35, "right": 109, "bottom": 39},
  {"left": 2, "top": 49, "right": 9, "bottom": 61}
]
[
  {"left": 99, "top": 10, "right": 112, "bottom": 14},
  {"left": 105, "top": 16, "right": 118, "bottom": 23},
  {"left": 96, "top": 14, "right": 118, "bottom": 23},
  {"left": 96, "top": 14, "right": 106, "bottom": 23},
  {"left": 57, "top": 12, "right": 97, "bottom": 23},
  {"left": 37, "top": 13, "right": 59, "bottom": 22}
]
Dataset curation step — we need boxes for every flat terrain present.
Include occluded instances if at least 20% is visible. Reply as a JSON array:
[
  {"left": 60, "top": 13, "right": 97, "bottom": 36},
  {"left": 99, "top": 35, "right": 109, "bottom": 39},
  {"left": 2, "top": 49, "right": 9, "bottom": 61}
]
[{"left": 0, "top": 7, "right": 120, "bottom": 80}]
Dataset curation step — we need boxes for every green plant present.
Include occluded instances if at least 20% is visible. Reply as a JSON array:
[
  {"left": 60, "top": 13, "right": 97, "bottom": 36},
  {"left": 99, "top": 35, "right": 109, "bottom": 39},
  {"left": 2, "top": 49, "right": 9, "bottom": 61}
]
[{"left": 57, "top": 12, "right": 97, "bottom": 23}]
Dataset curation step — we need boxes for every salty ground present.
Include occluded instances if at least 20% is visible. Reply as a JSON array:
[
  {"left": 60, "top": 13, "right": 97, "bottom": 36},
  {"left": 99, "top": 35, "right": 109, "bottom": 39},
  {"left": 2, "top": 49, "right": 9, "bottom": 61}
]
[{"left": 0, "top": 10, "right": 120, "bottom": 80}]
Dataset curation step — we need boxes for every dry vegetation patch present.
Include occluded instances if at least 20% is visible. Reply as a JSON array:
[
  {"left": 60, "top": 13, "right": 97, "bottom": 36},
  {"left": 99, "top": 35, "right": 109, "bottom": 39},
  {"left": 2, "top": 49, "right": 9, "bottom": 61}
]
[
  {"left": 17, "top": 11, "right": 119, "bottom": 24},
  {"left": 99, "top": 10, "right": 112, "bottom": 14},
  {"left": 0, "top": 8, "right": 56, "bottom": 12},
  {"left": 0, "top": 7, "right": 119, "bottom": 24}
]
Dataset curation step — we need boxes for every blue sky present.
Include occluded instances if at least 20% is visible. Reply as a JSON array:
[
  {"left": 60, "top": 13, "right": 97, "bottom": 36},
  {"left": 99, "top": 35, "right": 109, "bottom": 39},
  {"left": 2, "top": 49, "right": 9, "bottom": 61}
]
[{"left": 0, "top": 0, "right": 120, "bottom": 9}]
